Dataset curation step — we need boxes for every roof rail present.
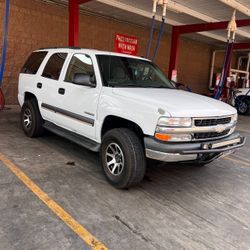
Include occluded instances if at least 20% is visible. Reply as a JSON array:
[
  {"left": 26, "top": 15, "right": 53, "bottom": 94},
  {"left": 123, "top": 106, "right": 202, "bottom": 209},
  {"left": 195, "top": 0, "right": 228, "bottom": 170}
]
[{"left": 38, "top": 46, "right": 82, "bottom": 50}]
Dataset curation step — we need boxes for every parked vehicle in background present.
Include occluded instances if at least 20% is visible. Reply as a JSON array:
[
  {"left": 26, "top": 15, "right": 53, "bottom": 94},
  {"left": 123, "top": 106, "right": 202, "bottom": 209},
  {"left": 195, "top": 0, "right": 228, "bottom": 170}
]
[
  {"left": 228, "top": 87, "right": 250, "bottom": 115},
  {"left": 18, "top": 48, "right": 245, "bottom": 189}
]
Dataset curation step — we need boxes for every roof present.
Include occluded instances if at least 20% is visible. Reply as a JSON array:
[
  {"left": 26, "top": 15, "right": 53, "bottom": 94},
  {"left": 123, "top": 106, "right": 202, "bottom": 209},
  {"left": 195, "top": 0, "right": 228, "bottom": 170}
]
[{"left": 35, "top": 47, "right": 149, "bottom": 60}]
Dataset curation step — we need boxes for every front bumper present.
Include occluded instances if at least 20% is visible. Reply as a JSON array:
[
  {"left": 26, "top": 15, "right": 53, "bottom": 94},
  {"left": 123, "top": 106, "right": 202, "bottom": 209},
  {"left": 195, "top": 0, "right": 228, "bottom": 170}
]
[{"left": 144, "top": 132, "right": 246, "bottom": 163}]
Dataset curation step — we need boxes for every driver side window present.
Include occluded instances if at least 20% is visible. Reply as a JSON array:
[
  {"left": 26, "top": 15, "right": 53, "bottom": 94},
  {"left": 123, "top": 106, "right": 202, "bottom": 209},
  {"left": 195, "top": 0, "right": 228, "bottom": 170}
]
[{"left": 65, "top": 54, "right": 94, "bottom": 84}]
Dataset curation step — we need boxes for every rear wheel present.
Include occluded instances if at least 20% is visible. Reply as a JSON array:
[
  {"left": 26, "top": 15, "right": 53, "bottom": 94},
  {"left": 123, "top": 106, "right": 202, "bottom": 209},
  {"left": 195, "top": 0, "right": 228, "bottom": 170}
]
[
  {"left": 100, "top": 128, "right": 146, "bottom": 189},
  {"left": 21, "top": 99, "right": 44, "bottom": 137}
]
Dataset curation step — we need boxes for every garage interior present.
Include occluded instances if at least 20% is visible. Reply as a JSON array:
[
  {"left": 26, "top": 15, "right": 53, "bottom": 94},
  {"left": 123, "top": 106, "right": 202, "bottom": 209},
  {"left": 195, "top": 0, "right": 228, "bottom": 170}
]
[{"left": 0, "top": 0, "right": 250, "bottom": 249}]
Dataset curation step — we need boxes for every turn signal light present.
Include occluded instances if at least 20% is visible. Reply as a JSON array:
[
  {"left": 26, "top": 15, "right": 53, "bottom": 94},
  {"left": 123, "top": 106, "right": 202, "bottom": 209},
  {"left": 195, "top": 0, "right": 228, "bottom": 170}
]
[
  {"left": 155, "top": 132, "right": 192, "bottom": 142},
  {"left": 155, "top": 133, "right": 172, "bottom": 141}
]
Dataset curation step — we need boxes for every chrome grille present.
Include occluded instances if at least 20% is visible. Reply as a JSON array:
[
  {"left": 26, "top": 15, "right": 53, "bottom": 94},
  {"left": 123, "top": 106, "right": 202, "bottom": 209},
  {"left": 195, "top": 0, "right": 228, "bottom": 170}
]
[{"left": 194, "top": 117, "right": 231, "bottom": 127}]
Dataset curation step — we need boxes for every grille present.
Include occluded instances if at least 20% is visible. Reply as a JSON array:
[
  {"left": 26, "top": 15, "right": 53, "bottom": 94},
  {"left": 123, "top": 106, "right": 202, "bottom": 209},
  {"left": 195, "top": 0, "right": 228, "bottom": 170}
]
[
  {"left": 194, "top": 117, "right": 231, "bottom": 127},
  {"left": 193, "top": 129, "right": 230, "bottom": 140}
]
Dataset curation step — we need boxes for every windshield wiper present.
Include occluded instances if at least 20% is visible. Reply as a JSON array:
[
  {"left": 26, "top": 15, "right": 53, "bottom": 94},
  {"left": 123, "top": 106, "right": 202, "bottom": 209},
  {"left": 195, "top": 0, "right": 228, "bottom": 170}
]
[
  {"left": 108, "top": 83, "right": 171, "bottom": 88},
  {"left": 152, "top": 86, "right": 169, "bottom": 88},
  {"left": 109, "top": 83, "right": 148, "bottom": 88}
]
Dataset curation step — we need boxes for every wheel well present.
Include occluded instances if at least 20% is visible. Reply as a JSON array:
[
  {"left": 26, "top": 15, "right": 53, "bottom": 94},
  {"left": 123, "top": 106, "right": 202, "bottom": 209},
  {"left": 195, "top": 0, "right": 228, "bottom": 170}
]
[
  {"left": 101, "top": 116, "right": 144, "bottom": 141},
  {"left": 24, "top": 92, "right": 37, "bottom": 102}
]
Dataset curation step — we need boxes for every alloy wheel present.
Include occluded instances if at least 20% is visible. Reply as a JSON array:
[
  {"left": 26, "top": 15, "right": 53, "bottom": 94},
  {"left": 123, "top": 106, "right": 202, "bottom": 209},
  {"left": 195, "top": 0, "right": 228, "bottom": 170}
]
[{"left": 105, "top": 142, "right": 125, "bottom": 176}]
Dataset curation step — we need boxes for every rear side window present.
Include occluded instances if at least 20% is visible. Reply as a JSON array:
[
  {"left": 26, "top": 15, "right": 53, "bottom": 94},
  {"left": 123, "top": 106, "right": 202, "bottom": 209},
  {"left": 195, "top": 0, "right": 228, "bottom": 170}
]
[
  {"left": 42, "top": 53, "right": 67, "bottom": 80},
  {"left": 21, "top": 51, "right": 48, "bottom": 74}
]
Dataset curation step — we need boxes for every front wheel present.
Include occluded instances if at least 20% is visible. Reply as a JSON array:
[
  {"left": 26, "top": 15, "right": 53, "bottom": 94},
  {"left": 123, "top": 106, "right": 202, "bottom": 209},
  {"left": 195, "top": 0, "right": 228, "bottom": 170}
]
[{"left": 100, "top": 128, "right": 146, "bottom": 189}]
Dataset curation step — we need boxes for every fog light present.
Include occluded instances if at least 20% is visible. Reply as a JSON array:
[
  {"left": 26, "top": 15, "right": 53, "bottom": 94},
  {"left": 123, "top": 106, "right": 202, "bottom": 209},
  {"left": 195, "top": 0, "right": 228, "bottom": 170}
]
[{"left": 202, "top": 144, "right": 209, "bottom": 150}]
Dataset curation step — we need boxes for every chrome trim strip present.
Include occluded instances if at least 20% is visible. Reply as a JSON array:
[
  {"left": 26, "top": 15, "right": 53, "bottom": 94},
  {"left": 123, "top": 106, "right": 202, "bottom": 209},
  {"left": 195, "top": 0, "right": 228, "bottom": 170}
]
[
  {"left": 146, "top": 149, "right": 197, "bottom": 162},
  {"left": 156, "top": 122, "right": 236, "bottom": 134},
  {"left": 41, "top": 103, "right": 95, "bottom": 126}
]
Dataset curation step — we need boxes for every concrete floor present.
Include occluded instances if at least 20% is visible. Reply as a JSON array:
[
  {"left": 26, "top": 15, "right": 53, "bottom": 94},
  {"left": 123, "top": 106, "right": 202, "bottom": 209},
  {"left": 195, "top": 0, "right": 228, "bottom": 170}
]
[{"left": 0, "top": 106, "right": 250, "bottom": 250}]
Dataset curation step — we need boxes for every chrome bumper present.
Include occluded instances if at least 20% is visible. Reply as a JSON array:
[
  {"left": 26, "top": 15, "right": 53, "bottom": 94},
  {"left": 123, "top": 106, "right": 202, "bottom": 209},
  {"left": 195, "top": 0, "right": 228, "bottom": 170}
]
[{"left": 144, "top": 132, "right": 246, "bottom": 163}]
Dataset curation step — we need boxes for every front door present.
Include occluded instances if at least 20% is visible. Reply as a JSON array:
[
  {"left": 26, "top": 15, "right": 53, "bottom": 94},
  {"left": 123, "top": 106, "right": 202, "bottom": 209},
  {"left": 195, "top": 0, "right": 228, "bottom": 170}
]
[{"left": 53, "top": 53, "right": 100, "bottom": 141}]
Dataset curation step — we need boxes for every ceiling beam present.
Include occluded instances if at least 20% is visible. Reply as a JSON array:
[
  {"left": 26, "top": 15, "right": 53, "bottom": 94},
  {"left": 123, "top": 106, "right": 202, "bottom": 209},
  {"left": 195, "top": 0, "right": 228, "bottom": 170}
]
[
  {"left": 218, "top": 0, "right": 250, "bottom": 16},
  {"left": 95, "top": 0, "right": 226, "bottom": 41},
  {"left": 78, "top": 0, "right": 93, "bottom": 5},
  {"left": 177, "top": 19, "right": 250, "bottom": 34},
  {"left": 96, "top": 0, "right": 180, "bottom": 25},
  {"left": 167, "top": 1, "right": 250, "bottom": 39},
  {"left": 233, "top": 42, "right": 250, "bottom": 50}
]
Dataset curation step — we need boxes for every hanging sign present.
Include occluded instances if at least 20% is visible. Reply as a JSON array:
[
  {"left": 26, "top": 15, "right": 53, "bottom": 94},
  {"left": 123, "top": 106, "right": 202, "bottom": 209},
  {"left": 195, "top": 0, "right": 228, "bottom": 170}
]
[{"left": 114, "top": 33, "right": 138, "bottom": 56}]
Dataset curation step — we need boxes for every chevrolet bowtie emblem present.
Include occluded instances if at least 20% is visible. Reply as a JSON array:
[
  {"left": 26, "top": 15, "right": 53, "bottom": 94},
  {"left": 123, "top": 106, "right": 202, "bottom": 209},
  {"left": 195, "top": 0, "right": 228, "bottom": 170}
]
[{"left": 215, "top": 124, "right": 225, "bottom": 133}]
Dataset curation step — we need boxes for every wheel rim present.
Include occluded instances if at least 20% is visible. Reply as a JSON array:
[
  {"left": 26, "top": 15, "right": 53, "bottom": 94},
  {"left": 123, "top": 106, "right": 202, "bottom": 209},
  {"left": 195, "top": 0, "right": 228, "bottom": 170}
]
[
  {"left": 238, "top": 102, "right": 248, "bottom": 114},
  {"left": 105, "top": 143, "right": 124, "bottom": 176},
  {"left": 23, "top": 108, "right": 32, "bottom": 129}
]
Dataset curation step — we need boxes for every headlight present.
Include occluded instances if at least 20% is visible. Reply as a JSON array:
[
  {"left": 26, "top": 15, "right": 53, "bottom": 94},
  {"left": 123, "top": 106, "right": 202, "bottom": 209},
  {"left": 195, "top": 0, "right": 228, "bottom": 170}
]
[
  {"left": 155, "top": 117, "right": 192, "bottom": 142},
  {"left": 157, "top": 117, "right": 192, "bottom": 127},
  {"left": 231, "top": 113, "right": 238, "bottom": 123}
]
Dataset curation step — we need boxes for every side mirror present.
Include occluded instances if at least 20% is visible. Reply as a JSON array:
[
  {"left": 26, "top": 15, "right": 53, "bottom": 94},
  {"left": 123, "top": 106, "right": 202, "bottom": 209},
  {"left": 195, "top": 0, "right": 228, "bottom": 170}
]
[{"left": 73, "top": 73, "right": 96, "bottom": 87}]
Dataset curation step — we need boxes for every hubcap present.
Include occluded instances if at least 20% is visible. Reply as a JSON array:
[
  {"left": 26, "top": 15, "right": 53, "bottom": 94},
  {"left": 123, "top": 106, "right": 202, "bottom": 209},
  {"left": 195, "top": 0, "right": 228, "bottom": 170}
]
[
  {"left": 238, "top": 102, "right": 248, "bottom": 114},
  {"left": 105, "top": 143, "right": 124, "bottom": 176},
  {"left": 23, "top": 108, "right": 32, "bottom": 129}
]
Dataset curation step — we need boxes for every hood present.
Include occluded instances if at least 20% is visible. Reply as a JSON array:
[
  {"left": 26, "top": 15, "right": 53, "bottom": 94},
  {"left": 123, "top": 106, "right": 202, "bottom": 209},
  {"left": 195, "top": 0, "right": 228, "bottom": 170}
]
[
  {"left": 112, "top": 88, "right": 236, "bottom": 117},
  {"left": 237, "top": 88, "right": 250, "bottom": 96}
]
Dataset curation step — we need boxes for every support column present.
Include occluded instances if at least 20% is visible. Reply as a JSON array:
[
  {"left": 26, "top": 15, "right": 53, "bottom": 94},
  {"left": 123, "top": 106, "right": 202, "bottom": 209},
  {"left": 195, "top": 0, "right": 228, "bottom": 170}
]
[
  {"left": 68, "top": 0, "right": 79, "bottom": 47},
  {"left": 168, "top": 27, "right": 180, "bottom": 80}
]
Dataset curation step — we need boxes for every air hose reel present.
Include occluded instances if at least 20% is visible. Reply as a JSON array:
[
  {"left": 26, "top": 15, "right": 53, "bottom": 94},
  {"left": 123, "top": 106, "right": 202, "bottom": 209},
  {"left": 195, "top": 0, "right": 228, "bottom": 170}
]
[
  {"left": 214, "top": 10, "right": 238, "bottom": 100},
  {"left": 146, "top": 0, "right": 168, "bottom": 61},
  {"left": 153, "top": 0, "right": 168, "bottom": 17},
  {"left": 227, "top": 10, "right": 237, "bottom": 41}
]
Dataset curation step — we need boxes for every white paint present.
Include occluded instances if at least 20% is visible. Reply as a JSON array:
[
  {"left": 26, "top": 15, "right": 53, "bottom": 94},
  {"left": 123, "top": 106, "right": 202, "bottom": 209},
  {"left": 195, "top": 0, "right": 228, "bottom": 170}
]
[{"left": 18, "top": 48, "right": 237, "bottom": 144}]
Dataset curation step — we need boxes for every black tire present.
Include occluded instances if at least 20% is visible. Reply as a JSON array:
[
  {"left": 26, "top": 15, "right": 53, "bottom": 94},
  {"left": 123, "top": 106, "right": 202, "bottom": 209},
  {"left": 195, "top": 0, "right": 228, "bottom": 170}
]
[
  {"left": 236, "top": 99, "right": 249, "bottom": 115},
  {"left": 21, "top": 99, "right": 44, "bottom": 137},
  {"left": 100, "top": 128, "right": 146, "bottom": 189}
]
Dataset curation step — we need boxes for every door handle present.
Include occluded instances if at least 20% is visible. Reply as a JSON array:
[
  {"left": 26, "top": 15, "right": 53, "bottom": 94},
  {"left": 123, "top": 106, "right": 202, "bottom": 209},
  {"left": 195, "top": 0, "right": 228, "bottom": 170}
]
[
  {"left": 37, "top": 82, "right": 42, "bottom": 89},
  {"left": 58, "top": 88, "right": 65, "bottom": 95}
]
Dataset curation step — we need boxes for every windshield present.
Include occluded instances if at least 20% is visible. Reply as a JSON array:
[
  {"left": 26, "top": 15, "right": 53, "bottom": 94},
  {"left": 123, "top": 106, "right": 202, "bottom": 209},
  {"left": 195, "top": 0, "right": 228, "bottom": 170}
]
[{"left": 97, "top": 55, "right": 175, "bottom": 89}]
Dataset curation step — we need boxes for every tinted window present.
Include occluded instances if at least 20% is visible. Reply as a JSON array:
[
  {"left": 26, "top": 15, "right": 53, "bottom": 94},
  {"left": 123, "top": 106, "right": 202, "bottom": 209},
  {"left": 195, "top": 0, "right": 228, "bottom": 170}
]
[
  {"left": 42, "top": 53, "right": 67, "bottom": 80},
  {"left": 21, "top": 51, "right": 48, "bottom": 74},
  {"left": 65, "top": 54, "right": 94, "bottom": 83},
  {"left": 97, "top": 55, "right": 174, "bottom": 89}
]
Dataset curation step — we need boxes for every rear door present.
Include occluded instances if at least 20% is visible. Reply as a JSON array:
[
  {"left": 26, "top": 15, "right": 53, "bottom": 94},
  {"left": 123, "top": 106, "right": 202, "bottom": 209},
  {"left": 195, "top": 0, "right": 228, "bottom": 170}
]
[{"left": 37, "top": 52, "right": 68, "bottom": 123}]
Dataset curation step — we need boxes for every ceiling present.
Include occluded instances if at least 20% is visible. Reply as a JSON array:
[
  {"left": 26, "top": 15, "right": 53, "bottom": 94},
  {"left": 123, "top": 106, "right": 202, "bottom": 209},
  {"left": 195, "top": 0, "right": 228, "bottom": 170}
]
[
  {"left": 43, "top": 0, "right": 250, "bottom": 45},
  {"left": 80, "top": 0, "right": 250, "bottom": 45}
]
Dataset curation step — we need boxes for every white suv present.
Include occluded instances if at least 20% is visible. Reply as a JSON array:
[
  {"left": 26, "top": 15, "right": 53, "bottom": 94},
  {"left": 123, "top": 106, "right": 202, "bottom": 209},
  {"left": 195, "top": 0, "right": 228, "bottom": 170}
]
[{"left": 18, "top": 48, "right": 245, "bottom": 188}]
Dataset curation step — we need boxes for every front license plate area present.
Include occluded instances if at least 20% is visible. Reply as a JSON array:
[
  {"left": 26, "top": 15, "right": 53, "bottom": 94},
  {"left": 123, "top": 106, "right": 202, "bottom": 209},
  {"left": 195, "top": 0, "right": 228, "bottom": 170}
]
[{"left": 211, "top": 138, "right": 241, "bottom": 149}]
